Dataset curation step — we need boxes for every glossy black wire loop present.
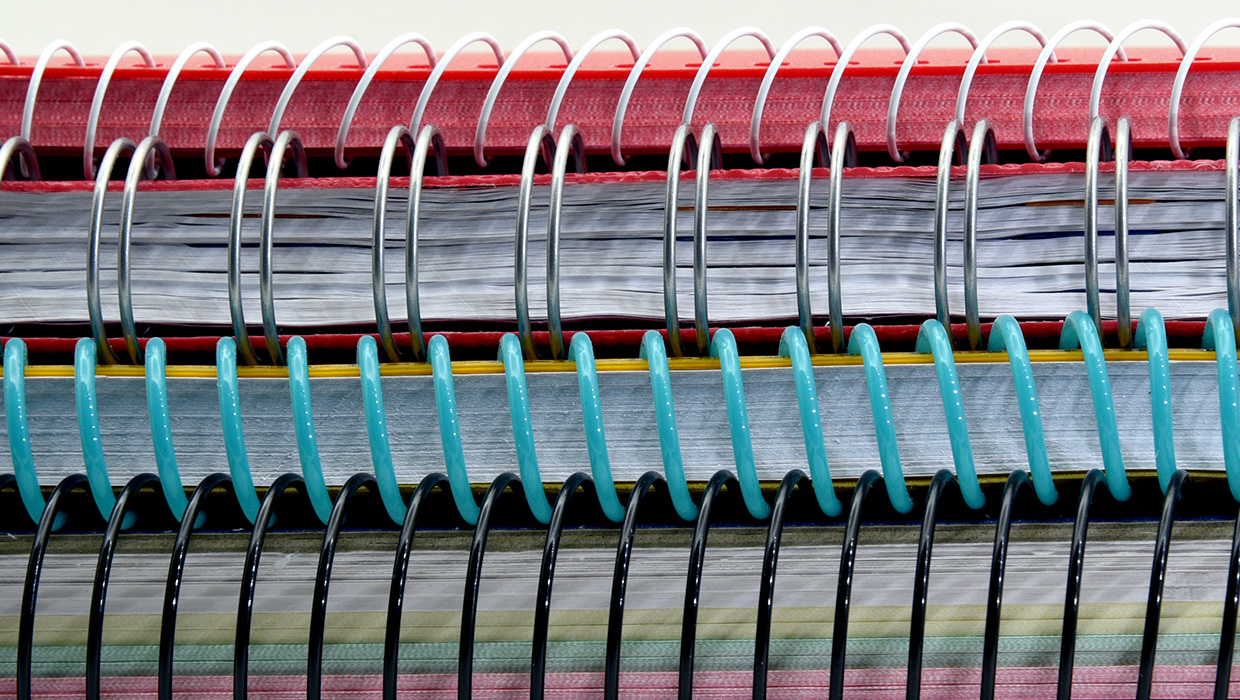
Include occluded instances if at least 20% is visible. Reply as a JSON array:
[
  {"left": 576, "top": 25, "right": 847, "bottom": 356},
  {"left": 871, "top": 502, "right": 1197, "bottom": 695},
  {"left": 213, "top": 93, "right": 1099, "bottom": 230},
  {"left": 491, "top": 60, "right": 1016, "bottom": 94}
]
[
  {"left": 605, "top": 470, "right": 665, "bottom": 700},
  {"left": 1217, "top": 493, "right": 1240, "bottom": 700},
  {"left": 18, "top": 474, "right": 92, "bottom": 700},
  {"left": 308, "top": 472, "right": 380, "bottom": 700},
  {"left": 753, "top": 468, "right": 810, "bottom": 700},
  {"left": 384, "top": 472, "right": 455, "bottom": 700},
  {"left": 679, "top": 469, "right": 736, "bottom": 700},
  {"left": 158, "top": 472, "right": 233, "bottom": 700},
  {"left": 1057, "top": 468, "right": 1107, "bottom": 700},
  {"left": 531, "top": 471, "right": 594, "bottom": 700},
  {"left": 907, "top": 469, "right": 962, "bottom": 700},
  {"left": 1136, "top": 469, "right": 1189, "bottom": 700},
  {"left": 459, "top": 472, "right": 524, "bottom": 700},
  {"left": 234, "top": 472, "right": 306, "bottom": 700},
  {"left": 830, "top": 469, "right": 882, "bottom": 700},
  {"left": 86, "top": 472, "right": 161, "bottom": 700},
  {"left": 980, "top": 469, "right": 1033, "bottom": 700}
]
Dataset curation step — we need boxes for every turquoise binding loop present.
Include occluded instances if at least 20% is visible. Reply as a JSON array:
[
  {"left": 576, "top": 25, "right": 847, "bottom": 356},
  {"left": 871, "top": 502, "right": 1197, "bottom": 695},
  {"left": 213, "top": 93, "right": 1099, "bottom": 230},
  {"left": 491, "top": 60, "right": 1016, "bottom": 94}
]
[
  {"left": 74, "top": 338, "right": 135, "bottom": 527},
  {"left": 357, "top": 335, "right": 409, "bottom": 525},
  {"left": 987, "top": 316, "right": 1057, "bottom": 505},
  {"left": 775, "top": 328, "right": 842, "bottom": 517},
  {"left": 215, "top": 337, "right": 261, "bottom": 524},
  {"left": 567, "top": 332, "right": 626, "bottom": 523},
  {"left": 4, "top": 338, "right": 65, "bottom": 527},
  {"left": 286, "top": 336, "right": 334, "bottom": 524},
  {"left": 845, "top": 324, "right": 914, "bottom": 514},
  {"left": 914, "top": 320, "right": 985, "bottom": 510},
  {"left": 143, "top": 338, "right": 191, "bottom": 522},
  {"left": 709, "top": 329, "right": 772, "bottom": 520},
  {"left": 497, "top": 333, "right": 553, "bottom": 525},
  {"left": 1203, "top": 309, "right": 1240, "bottom": 501},
  {"left": 428, "top": 335, "right": 480, "bottom": 525},
  {"left": 638, "top": 330, "right": 699, "bottom": 522},
  {"left": 1059, "top": 310, "right": 1132, "bottom": 502},
  {"left": 1132, "top": 308, "right": 1176, "bottom": 493}
]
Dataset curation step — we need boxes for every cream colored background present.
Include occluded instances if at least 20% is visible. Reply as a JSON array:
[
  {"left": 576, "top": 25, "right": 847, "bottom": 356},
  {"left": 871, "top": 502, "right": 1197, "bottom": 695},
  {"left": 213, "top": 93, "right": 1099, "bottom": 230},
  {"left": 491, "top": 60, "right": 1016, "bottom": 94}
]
[{"left": 4, "top": 0, "right": 1240, "bottom": 56}]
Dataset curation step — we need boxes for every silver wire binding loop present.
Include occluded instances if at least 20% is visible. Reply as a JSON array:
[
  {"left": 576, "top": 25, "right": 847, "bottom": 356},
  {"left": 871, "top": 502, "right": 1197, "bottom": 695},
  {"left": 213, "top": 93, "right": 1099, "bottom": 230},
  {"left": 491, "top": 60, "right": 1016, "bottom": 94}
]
[
  {"left": 228, "top": 133, "right": 273, "bottom": 366},
  {"left": 1086, "top": 21, "right": 1186, "bottom": 341},
  {"left": 334, "top": 33, "right": 437, "bottom": 170},
  {"left": 611, "top": 27, "right": 708, "bottom": 167},
  {"left": 887, "top": 23, "right": 980, "bottom": 163},
  {"left": 1024, "top": 21, "right": 1124, "bottom": 161},
  {"left": 820, "top": 24, "right": 911, "bottom": 153},
  {"left": 0, "top": 137, "right": 39, "bottom": 182},
  {"left": 258, "top": 130, "right": 309, "bottom": 365},
  {"left": 1083, "top": 115, "right": 1115, "bottom": 337},
  {"left": 510, "top": 122, "right": 582, "bottom": 356},
  {"left": 692, "top": 123, "right": 724, "bottom": 356},
  {"left": 795, "top": 122, "right": 829, "bottom": 352},
  {"left": 1089, "top": 20, "right": 1186, "bottom": 126},
  {"left": 87, "top": 138, "right": 137, "bottom": 365},
  {"left": 546, "top": 29, "right": 640, "bottom": 135},
  {"left": 682, "top": 27, "right": 776, "bottom": 128},
  {"left": 147, "top": 42, "right": 225, "bottom": 177},
  {"left": 268, "top": 36, "right": 368, "bottom": 141},
  {"left": 0, "top": 39, "right": 17, "bottom": 65},
  {"left": 475, "top": 31, "right": 574, "bottom": 168},
  {"left": 82, "top": 136, "right": 168, "bottom": 366},
  {"left": 228, "top": 131, "right": 308, "bottom": 366},
  {"left": 963, "top": 119, "right": 998, "bottom": 351},
  {"left": 955, "top": 22, "right": 1050, "bottom": 126},
  {"left": 405, "top": 125, "right": 447, "bottom": 362},
  {"left": 1113, "top": 117, "right": 1135, "bottom": 348},
  {"left": 1227, "top": 117, "right": 1240, "bottom": 335},
  {"left": 372, "top": 124, "right": 446, "bottom": 362},
  {"left": 373, "top": 126, "right": 416, "bottom": 362},
  {"left": 84, "top": 41, "right": 155, "bottom": 180},
  {"left": 514, "top": 125, "right": 556, "bottom": 358},
  {"left": 666, "top": 29, "right": 774, "bottom": 353},
  {"left": 933, "top": 121, "right": 968, "bottom": 333},
  {"left": 1169, "top": 19, "right": 1240, "bottom": 160},
  {"left": 662, "top": 123, "right": 695, "bottom": 357},
  {"left": 795, "top": 120, "right": 854, "bottom": 353},
  {"left": 750, "top": 27, "right": 844, "bottom": 165},
  {"left": 545, "top": 124, "right": 587, "bottom": 360},
  {"left": 205, "top": 41, "right": 297, "bottom": 177},
  {"left": 408, "top": 32, "right": 505, "bottom": 138},
  {"left": 117, "top": 136, "right": 176, "bottom": 364},
  {"left": 21, "top": 41, "right": 84, "bottom": 136},
  {"left": 149, "top": 43, "right": 226, "bottom": 137},
  {"left": 21, "top": 41, "right": 84, "bottom": 178},
  {"left": 826, "top": 121, "right": 854, "bottom": 354}
]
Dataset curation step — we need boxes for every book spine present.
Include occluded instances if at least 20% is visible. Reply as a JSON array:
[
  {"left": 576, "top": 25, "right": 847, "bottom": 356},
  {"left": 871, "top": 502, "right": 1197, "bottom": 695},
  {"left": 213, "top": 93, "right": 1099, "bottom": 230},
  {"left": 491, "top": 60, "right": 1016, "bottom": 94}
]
[{"left": 0, "top": 23, "right": 1239, "bottom": 160}]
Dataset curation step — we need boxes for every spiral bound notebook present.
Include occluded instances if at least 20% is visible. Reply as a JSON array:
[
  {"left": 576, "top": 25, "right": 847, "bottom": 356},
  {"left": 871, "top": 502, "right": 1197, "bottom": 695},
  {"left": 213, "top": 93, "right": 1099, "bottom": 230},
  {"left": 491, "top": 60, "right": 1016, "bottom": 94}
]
[{"left": 7, "top": 19, "right": 1240, "bottom": 700}]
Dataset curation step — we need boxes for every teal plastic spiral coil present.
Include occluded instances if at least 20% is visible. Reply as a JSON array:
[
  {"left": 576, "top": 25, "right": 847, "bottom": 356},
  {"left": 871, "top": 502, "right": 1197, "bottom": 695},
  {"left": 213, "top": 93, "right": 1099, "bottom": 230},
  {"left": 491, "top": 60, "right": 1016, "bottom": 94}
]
[{"left": 8, "top": 312, "right": 1240, "bottom": 528}]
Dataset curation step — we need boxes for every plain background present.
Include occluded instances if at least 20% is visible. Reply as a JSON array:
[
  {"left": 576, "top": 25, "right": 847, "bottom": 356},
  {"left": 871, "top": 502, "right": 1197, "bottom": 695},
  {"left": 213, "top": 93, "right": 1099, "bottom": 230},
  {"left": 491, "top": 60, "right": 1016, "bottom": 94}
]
[{"left": 4, "top": 0, "right": 1240, "bottom": 56}]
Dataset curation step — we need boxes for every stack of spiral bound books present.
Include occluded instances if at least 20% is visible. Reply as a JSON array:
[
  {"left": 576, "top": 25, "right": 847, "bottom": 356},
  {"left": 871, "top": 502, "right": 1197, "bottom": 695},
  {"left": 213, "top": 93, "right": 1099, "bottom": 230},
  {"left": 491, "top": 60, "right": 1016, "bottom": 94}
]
[{"left": 7, "top": 17, "right": 1240, "bottom": 700}]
